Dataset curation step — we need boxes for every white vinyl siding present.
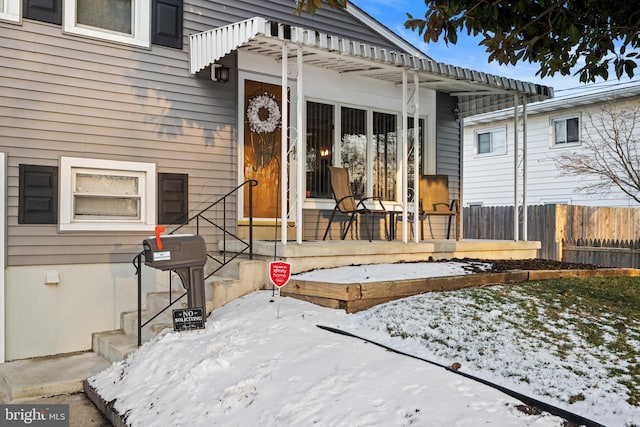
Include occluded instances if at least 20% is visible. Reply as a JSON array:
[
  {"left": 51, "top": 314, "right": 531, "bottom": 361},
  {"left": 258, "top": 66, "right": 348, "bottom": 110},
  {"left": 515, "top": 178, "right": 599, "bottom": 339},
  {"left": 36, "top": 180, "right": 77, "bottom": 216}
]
[{"left": 464, "top": 104, "right": 640, "bottom": 208}]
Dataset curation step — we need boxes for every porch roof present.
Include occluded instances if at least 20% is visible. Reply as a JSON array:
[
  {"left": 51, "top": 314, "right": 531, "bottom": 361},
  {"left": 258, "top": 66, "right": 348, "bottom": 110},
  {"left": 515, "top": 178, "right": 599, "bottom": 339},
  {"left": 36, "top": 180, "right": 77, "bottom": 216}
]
[{"left": 189, "top": 17, "right": 554, "bottom": 119}]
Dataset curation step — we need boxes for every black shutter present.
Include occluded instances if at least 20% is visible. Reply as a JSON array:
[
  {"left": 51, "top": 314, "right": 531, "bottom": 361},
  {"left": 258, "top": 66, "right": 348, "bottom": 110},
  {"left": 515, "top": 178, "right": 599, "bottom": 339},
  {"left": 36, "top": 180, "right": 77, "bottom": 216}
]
[
  {"left": 19, "top": 164, "right": 58, "bottom": 224},
  {"left": 152, "top": 0, "right": 183, "bottom": 49},
  {"left": 23, "top": 0, "right": 62, "bottom": 25},
  {"left": 158, "top": 173, "right": 188, "bottom": 224}
]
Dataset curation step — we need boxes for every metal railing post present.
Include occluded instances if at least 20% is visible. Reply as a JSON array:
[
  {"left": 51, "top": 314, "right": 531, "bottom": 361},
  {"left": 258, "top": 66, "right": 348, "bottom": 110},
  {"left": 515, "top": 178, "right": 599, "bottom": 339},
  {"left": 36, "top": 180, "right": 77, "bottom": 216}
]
[
  {"left": 134, "top": 180, "right": 257, "bottom": 346},
  {"left": 137, "top": 253, "right": 142, "bottom": 347},
  {"left": 249, "top": 181, "right": 254, "bottom": 259}
]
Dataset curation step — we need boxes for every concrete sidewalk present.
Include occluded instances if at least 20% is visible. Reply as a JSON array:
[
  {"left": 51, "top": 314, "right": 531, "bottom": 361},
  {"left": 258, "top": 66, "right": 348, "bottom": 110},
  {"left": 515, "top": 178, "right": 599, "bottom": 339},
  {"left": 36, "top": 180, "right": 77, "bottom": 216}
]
[{"left": 0, "top": 351, "right": 112, "bottom": 426}]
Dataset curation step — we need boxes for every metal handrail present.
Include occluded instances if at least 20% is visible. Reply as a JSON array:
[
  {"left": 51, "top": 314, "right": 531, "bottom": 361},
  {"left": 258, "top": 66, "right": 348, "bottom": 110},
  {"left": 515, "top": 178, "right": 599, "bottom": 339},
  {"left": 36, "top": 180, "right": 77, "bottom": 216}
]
[{"left": 133, "top": 180, "right": 258, "bottom": 346}]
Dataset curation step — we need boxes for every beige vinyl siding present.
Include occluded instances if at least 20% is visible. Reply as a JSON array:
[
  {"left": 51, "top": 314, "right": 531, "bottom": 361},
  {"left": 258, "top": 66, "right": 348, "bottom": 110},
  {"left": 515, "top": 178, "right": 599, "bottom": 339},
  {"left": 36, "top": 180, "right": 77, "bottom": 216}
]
[
  {"left": 430, "top": 93, "right": 461, "bottom": 238},
  {"left": 2, "top": 19, "right": 237, "bottom": 267},
  {"left": 436, "top": 92, "right": 461, "bottom": 197},
  {"left": 185, "top": 0, "right": 402, "bottom": 51},
  {"left": 2, "top": 0, "right": 422, "bottom": 266}
]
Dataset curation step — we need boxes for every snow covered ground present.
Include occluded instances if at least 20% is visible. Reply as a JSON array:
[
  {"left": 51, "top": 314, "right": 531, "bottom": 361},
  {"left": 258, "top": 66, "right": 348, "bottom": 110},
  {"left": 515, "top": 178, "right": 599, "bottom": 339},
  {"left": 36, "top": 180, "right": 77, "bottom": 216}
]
[{"left": 89, "top": 262, "right": 638, "bottom": 426}]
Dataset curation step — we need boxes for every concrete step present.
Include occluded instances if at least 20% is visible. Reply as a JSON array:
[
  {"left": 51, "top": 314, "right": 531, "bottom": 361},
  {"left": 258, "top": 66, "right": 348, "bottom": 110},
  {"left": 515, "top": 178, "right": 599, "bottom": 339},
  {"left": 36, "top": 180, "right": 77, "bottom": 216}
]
[
  {"left": 146, "top": 291, "right": 188, "bottom": 312},
  {"left": 0, "top": 352, "right": 111, "bottom": 402},
  {"left": 92, "top": 330, "right": 139, "bottom": 363},
  {"left": 209, "top": 257, "right": 245, "bottom": 279},
  {"left": 121, "top": 309, "right": 174, "bottom": 342},
  {"left": 93, "top": 260, "right": 267, "bottom": 363}
]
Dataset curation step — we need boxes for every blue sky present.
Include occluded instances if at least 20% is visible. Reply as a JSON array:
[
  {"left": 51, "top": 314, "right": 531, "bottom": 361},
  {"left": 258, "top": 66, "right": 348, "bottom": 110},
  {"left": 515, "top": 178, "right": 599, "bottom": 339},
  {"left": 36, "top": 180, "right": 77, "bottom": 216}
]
[{"left": 351, "top": 0, "right": 615, "bottom": 94}]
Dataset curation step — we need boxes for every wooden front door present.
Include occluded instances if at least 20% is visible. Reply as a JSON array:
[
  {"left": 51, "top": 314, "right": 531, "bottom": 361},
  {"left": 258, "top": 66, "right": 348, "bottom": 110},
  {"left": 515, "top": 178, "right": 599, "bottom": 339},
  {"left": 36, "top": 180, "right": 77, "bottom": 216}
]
[{"left": 243, "top": 80, "right": 287, "bottom": 218}]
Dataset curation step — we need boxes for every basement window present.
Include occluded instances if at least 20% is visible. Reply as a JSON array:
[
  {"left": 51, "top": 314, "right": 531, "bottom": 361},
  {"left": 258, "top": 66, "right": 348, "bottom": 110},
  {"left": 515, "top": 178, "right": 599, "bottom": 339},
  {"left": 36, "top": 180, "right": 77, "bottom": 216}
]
[{"left": 60, "top": 157, "right": 156, "bottom": 231}]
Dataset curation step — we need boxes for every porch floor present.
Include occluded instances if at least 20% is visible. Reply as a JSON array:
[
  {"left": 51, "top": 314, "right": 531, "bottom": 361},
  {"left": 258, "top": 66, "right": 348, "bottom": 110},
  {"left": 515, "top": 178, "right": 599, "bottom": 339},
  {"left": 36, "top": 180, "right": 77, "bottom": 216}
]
[{"left": 233, "top": 238, "right": 542, "bottom": 274}]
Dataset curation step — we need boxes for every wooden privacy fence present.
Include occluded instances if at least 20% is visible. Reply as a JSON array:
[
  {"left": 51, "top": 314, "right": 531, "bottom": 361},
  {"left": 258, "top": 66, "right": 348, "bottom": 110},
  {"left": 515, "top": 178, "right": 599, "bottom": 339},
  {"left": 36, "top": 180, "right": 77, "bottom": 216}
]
[
  {"left": 463, "top": 204, "right": 561, "bottom": 259},
  {"left": 464, "top": 204, "right": 640, "bottom": 264},
  {"left": 563, "top": 238, "right": 640, "bottom": 268}
]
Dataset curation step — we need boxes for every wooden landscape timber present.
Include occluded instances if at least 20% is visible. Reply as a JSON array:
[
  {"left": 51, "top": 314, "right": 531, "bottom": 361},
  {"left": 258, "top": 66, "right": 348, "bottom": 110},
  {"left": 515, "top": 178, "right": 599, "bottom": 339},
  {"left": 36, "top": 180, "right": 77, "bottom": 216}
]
[{"left": 283, "top": 268, "right": 640, "bottom": 313}]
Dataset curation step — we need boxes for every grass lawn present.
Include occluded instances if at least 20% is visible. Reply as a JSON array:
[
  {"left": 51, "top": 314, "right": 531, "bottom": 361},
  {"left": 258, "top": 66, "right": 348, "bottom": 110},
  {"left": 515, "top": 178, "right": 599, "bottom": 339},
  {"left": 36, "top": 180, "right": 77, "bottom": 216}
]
[{"left": 355, "top": 276, "right": 640, "bottom": 425}]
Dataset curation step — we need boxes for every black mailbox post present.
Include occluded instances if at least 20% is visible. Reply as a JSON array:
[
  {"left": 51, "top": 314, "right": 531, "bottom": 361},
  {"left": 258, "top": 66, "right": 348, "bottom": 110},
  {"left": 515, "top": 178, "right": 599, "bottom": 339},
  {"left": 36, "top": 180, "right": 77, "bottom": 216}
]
[{"left": 142, "top": 234, "right": 207, "bottom": 315}]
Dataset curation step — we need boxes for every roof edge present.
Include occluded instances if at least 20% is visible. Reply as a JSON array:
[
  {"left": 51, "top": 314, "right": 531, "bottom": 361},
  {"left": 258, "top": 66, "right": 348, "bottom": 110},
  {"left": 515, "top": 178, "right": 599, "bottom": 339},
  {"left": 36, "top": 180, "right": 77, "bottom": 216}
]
[{"left": 344, "top": 2, "right": 432, "bottom": 61}]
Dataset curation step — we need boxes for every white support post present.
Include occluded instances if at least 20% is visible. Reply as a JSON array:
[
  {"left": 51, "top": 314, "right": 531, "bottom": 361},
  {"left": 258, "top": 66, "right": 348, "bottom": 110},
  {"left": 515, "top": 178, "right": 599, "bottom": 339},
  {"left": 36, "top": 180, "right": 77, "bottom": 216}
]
[
  {"left": 522, "top": 96, "right": 528, "bottom": 241},
  {"left": 402, "top": 70, "right": 408, "bottom": 243},
  {"left": 296, "top": 47, "right": 304, "bottom": 244},
  {"left": 513, "top": 94, "right": 519, "bottom": 241},
  {"left": 413, "top": 73, "right": 420, "bottom": 243},
  {"left": 281, "top": 43, "right": 288, "bottom": 245}
]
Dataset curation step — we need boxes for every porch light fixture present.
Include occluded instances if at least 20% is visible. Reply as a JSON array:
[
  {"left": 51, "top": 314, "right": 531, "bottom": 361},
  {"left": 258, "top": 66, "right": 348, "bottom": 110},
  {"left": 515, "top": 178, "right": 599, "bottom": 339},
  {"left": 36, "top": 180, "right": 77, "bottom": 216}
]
[
  {"left": 452, "top": 106, "right": 460, "bottom": 121},
  {"left": 211, "top": 64, "right": 230, "bottom": 83}
]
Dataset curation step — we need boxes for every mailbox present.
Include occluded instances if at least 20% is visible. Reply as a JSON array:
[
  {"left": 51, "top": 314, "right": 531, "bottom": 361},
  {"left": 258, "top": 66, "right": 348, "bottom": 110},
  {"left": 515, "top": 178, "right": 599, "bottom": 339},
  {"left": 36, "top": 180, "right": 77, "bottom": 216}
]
[{"left": 143, "top": 234, "right": 207, "bottom": 315}]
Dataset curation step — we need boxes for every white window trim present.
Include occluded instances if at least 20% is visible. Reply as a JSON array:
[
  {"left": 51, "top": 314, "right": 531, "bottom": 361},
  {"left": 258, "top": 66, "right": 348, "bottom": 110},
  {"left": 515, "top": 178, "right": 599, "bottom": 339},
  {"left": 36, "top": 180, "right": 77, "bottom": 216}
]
[
  {"left": 474, "top": 126, "right": 507, "bottom": 157},
  {"left": 63, "top": 0, "right": 150, "bottom": 48},
  {"left": 60, "top": 157, "right": 156, "bottom": 231},
  {"left": 0, "top": 0, "right": 21, "bottom": 24},
  {"left": 550, "top": 113, "right": 581, "bottom": 148}
]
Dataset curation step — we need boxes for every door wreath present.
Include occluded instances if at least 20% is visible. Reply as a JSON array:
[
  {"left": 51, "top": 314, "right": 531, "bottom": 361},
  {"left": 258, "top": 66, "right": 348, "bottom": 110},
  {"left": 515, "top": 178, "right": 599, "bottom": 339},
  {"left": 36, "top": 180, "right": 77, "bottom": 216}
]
[{"left": 247, "top": 94, "right": 281, "bottom": 134}]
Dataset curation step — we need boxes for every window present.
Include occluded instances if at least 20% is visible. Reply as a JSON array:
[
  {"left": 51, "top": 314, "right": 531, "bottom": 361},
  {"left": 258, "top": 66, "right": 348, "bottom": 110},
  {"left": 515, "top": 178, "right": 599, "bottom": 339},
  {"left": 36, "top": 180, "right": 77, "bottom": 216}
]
[
  {"left": 60, "top": 157, "right": 156, "bottom": 231},
  {"left": 1, "top": 0, "right": 20, "bottom": 23},
  {"left": 306, "top": 102, "right": 334, "bottom": 199},
  {"left": 63, "top": 0, "right": 150, "bottom": 47},
  {"left": 305, "top": 102, "right": 421, "bottom": 202},
  {"left": 341, "top": 106, "right": 367, "bottom": 199},
  {"left": 552, "top": 116, "right": 580, "bottom": 145},
  {"left": 475, "top": 127, "right": 506, "bottom": 155},
  {"left": 24, "top": 0, "right": 180, "bottom": 48},
  {"left": 19, "top": 164, "right": 58, "bottom": 224},
  {"left": 372, "top": 112, "right": 397, "bottom": 201}
]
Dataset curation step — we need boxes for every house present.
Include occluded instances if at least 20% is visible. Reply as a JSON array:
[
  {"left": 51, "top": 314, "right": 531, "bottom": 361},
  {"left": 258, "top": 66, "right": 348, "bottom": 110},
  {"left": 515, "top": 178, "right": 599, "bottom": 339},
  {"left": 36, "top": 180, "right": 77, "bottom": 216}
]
[
  {"left": 463, "top": 82, "right": 640, "bottom": 208},
  {"left": 1, "top": 0, "right": 552, "bottom": 361}
]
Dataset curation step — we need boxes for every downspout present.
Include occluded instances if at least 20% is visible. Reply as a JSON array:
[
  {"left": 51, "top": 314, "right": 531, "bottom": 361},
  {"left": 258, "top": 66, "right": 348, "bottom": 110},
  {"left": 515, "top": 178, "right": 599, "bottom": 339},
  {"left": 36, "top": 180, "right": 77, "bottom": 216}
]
[
  {"left": 296, "top": 47, "right": 304, "bottom": 244},
  {"left": 281, "top": 43, "right": 288, "bottom": 244}
]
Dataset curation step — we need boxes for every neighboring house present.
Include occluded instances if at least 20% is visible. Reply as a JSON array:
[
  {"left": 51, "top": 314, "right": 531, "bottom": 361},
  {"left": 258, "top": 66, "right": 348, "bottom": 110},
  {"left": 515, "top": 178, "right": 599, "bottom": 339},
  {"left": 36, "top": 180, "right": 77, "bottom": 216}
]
[
  {"left": 1, "top": 0, "right": 552, "bottom": 361},
  {"left": 463, "top": 82, "right": 640, "bottom": 208}
]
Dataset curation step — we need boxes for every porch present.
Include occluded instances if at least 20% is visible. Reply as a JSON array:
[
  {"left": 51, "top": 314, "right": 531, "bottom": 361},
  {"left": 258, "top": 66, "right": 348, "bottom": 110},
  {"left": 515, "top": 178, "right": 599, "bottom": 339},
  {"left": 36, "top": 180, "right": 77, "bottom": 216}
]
[
  {"left": 223, "top": 238, "right": 541, "bottom": 313},
  {"left": 224, "top": 238, "right": 541, "bottom": 274}
]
